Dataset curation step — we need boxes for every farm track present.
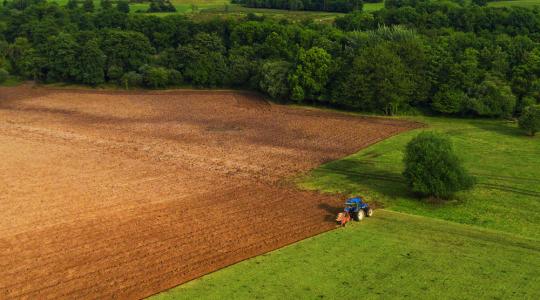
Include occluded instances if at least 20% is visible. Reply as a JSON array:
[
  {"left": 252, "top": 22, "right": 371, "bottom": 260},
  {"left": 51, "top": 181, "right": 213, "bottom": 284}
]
[{"left": 0, "top": 85, "right": 419, "bottom": 299}]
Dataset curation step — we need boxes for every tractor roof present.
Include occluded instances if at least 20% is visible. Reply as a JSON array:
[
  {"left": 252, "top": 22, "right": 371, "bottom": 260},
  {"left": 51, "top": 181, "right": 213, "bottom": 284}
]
[{"left": 345, "top": 197, "right": 362, "bottom": 204}]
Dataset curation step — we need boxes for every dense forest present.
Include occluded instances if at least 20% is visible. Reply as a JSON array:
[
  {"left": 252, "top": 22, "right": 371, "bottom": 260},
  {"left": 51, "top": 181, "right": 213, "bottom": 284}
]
[{"left": 1, "top": 0, "right": 540, "bottom": 117}]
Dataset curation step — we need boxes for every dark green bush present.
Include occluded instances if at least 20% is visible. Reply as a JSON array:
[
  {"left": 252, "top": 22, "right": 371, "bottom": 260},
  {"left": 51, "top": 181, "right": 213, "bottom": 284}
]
[
  {"left": 403, "top": 132, "right": 474, "bottom": 199},
  {"left": 147, "top": 0, "right": 176, "bottom": 12},
  {"left": 140, "top": 66, "right": 169, "bottom": 89},
  {"left": 472, "top": 0, "right": 488, "bottom": 6},
  {"left": 83, "top": 0, "right": 94, "bottom": 12},
  {"left": 120, "top": 72, "right": 142, "bottom": 89},
  {"left": 519, "top": 105, "right": 540, "bottom": 136},
  {"left": 107, "top": 65, "right": 123, "bottom": 82},
  {"left": 168, "top": 69, "right": 183, "bottom": 86},
  {"left": 100, "top": 0, "right": 112, "bottom": 10},
  {"left": 258, "top": 60, "right": 291, "bottom": 100}
]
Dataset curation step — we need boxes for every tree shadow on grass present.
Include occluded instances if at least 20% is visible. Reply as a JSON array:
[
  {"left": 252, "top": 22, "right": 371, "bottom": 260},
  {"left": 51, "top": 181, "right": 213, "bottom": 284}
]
[
  {"left": 312, "top": 157, "right": 415, "bottom": 201},
  {"left": 321, "top": 156, "right": 540, "bottom": 201},
  {"left": 468, "top": 119, "right": 524, "bottom": 138}
]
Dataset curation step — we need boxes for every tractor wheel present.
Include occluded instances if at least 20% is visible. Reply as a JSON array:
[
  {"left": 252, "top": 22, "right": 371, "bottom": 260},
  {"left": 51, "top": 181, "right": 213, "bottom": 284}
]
[
  {"left": 366, "top": 208, "right": 373, "bottom": 217},
  {"left": 354, "top": 210, "right": 365, "bottom": 221}
]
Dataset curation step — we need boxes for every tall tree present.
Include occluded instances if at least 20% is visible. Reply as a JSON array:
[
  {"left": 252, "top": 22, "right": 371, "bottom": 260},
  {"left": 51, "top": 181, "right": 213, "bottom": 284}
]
[
  {"left": 336, "top": 42, "right": 413, "bottom": 115},
  {"left": 100, "top": 30, "right": 154, "bottom": 73},
  {"left": 289, "top": 47, "right": 332, "bottom": 102},
  {"left": 470, "top": 75, "right": 516, "bottom": 118},
  {"left": 7, "top": 38, "right": 40, "bottom": 78},
  {"left": 177, "top": 33, "right": 228, "bottom": 87},
  {"left": 45, "top": 33, "right": 79, "bottom": 82},
  {"left": 76, "top": 38, "right": 105, "bottom": 85},
  {"left": 259, "top": 60, "right": 291, "bottom": 100}
]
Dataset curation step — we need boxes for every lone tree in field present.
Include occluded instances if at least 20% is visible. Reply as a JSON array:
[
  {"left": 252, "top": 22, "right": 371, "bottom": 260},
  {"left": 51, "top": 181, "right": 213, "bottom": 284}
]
[
  {"left": 519, "top": 105, "right": 540, "bottom": 136},
  {"left": 403, "top": 132, "right": 474, "bottom": 199}
]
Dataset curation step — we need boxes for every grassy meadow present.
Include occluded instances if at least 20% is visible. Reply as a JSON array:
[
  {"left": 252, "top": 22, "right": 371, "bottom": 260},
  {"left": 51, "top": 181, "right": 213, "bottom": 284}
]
[
  {"left": 488, "top": 0, "right": 540, "bottom": 9},
  {"left": 131, "top": 0, "right": 230, "bottom": 15}
]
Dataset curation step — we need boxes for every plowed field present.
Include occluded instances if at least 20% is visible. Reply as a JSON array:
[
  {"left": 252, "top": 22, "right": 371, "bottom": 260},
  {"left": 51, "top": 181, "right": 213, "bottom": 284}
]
[{"left": 0, "top": 85, "right": 419, "bottom": 299}]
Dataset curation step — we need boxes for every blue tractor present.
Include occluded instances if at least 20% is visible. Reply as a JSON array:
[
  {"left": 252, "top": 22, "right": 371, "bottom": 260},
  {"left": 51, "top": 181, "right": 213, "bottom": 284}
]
[{"left": 336, "top": 197, "right": 373, "bottom": 225}]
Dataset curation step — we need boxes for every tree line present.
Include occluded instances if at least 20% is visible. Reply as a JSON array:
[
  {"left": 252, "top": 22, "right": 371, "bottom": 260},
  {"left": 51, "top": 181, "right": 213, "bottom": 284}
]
[
  {"left": 231, "top": 0, "right": 368, "bottom": 13},
  {"left": 0, "top": 0, "right": 539, "bottom": 118}
]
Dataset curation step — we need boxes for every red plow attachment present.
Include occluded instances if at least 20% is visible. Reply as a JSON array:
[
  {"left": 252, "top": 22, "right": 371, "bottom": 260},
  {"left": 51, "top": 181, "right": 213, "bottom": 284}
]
[{"left": 336, "top": 212, "right": 351, "bottom": 226}]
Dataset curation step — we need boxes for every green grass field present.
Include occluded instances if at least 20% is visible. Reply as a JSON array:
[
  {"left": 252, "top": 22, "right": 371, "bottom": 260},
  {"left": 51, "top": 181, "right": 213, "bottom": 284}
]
[
  {"left": 154, "top": 210, "right": 540, "bottom": 299},
  {"left": 154, "top": 115, "right": 540, "bottom": 299},
  {"left": 488, "top": 0, "right": 540, "bottom": 9},
  {"left": 131, "top": 0, "right": 230, "bottom": 15},
  {"left": 364, "top": 1, "right": 385, "bottom": 12}
]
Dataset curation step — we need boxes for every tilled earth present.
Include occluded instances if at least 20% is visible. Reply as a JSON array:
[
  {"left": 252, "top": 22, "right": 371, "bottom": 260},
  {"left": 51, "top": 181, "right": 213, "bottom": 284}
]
[{"left": 0, "top": 85, "right": 419, "bottom": 299}]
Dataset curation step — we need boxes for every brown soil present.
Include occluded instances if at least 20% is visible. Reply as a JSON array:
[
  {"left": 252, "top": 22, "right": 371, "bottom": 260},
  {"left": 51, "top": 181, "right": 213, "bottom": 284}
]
[{"left": 0, "top": 84, "right": 419, "bottom": 299}]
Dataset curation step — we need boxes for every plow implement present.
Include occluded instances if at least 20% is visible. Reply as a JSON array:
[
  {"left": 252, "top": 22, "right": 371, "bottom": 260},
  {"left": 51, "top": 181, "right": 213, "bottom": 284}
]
[{"left": 336, "top": 212, "right": 351, "bottom": 226}]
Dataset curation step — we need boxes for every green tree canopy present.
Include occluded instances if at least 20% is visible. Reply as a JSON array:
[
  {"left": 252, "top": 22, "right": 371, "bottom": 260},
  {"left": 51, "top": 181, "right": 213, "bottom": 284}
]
[
  {"left": 116, "top": 0, "right": 130, "bottom": 13},
  {"left": 76, "top": 38, "right": 105, "bottom": 85},
  {"left": 66, "top": 0, "right": 78, "bottom": 10},
  {"left": 471, "top": 75, "right": 516, "bottom": 118},
  {"left": 83, "top": 0, "right": 94, "bottom": 12},
  {"left": 140, "top": 65, "right": 169, "bottom": 89},
  {"left": 403, "top": 132, "right": 475, "bottom": 199},
  {"left": 259, "top": 60, "right": 291, "bottom": 100},
  {"left": 100, "top": 30, "right": 154, "bottom": 73},
  {"left": 337, "top": 42, "right": 413, "bottom": 115},
  {"left": 177, "top": 33, "right": 227, "bottom": 87},
  {"left": 100, "top": 0, "right": 112, "bottom": 10},
  {"left": 289, "top": 47, "right": 332, "bottom": 102},
  {"left": 45, "top": 32, "right": 79, "bottom": 82}
]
